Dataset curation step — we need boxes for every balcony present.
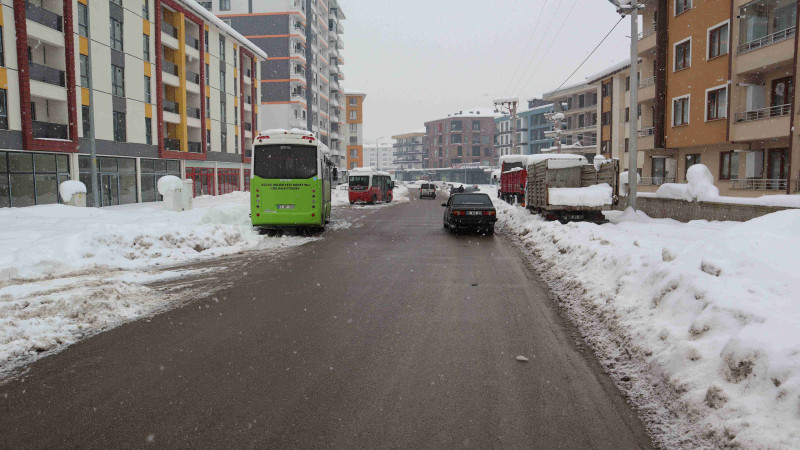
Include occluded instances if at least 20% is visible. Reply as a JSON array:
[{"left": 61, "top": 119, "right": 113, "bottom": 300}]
[
  {"left": 638, "top": 24, "right": 656, "bottom": 53},
  {"left": 185, "top": 35, "right": 199, "bottom": 50},
  {"left": 187, "top": 105, "right": 201, "bottom": 119},
  {"left": 161, "top": 21, "right": 178, "bottom": 38},
  {"left": 163, "top": 100, "right": 180, "bottom": 114},
  {"left": 244, "top": 122, "right": 252, "bottom": 132},
  {"left": 188, "top": 141, "right": 202, "bottom": 153},
  {"left": 26, "top": 2, "right": 63, "bottom": 32},
  {"left": 735, "top": 104, "right": 791, "bottom": 123},
  {"left": 738, "top": 26, "right": 795, "bottom": 55},
  {"left": 162, "top": 60, "right": 178, "bottom": 76},
  {"left": 730, "top": 178, "right": 787, "bottom": 191},
  {"left": 32, "top": 120, "right": 68, "bottom": 140},
  {"left": 29, "top": 62, "right": 65, "bottom": 87},
  {"left": 161, "top": 21, "right": 179, "bottom": 49},
  {"left": 186, "top": 69, "right": 200, "bottom": 85}
]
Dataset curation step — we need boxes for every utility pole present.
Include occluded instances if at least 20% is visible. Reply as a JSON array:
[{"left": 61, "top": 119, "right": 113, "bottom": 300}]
[
  {"left": 493, "top": 97, "right": 520, "bottom": 155},
  {"left": 86, "top": 3, "right": 99, "bottom": 207},
  {"left": 609, "top": 0, "right": 640, "bottom": 210},
  {"left": 544, "top": 112, "right": 565, "bottom": 153}
]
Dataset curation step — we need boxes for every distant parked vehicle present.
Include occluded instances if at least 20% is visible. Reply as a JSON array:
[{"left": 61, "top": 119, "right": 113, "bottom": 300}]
[
  {"left": 419, "top": 183, "right": 437, "bottom": 199},
  {"left": 348, "top": 168, "right": 394, "bottom": 204}
]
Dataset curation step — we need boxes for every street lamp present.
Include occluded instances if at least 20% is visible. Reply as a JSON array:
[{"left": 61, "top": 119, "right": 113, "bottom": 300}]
[{"left": 608, "top": 0, "right": 641, "bottom": 210}]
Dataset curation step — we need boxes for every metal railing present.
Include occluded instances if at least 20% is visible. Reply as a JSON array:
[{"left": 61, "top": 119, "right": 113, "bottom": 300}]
[
  {"left": 243, "top": 122, "right": 252, "bottom": 131},
  {"left": 638, "top": 24, "right": 656, "bottom": 40},
  {"left": 186, "top": 69, "right": 200, "bottom": 84},
  {"left": 638, "top": 127, "right": 655, "bottom": 137},
  {"left": 187, "top": 141, "right": 202, "bottom": 153},
  {"left": 164, "top": 138, "right": 181, "bottom": 151},
  {"left": 162, "top": 60, "right": 178, "bottom": 76},
  {"left": 244, "top": 95, "right": 252, "bottom": 105},
  {"left": 186, "top": 106, "right": 201, "bottom": 119},
  {"left": 730, "top": 178, "right": 788, "bottom": 190},
  {"left": 639, "top": 177, "right": 675, "bottom": 186},
  {"left": 32, "top": 120, "right": 68, "bottom": 140},
  {"left": 161, "top": 21, "right": 178, "bottom": 38},
  {"left": 185, "top": 35, "right": 199, "bottom": 50},
  {"left": 738, "top": 26, "right": 795, "bottom": 55},
  {"left": 638, "top": 76, "right": 656, "bottom": 89},
  {"left": 28, "top": 62, "right": 65, "bottom": 86},
  {"left": 734, "top": 104, "right": 791, "bottom": 123},
  {"left": 26, "top": 2, "right": 63, "bottom": 32},
  {"left": 163, "top": 100, "right": 180, "bottom": 115}
]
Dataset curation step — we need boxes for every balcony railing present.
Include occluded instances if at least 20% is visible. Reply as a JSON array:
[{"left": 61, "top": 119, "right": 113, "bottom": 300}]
[
  {"left": 244, "top": 122, "right": 252, "bottom": 131},
  {"left": 186, "top": 69, "right": 200, "bottom": 84},
  {"left": 639, "top": 177, "right": 675, "bottom": 186},
  {"left": 243, "top": 67, "right": 252, "bottom": 78},
  {"left": 638, "top": 76, "right": 655, "bottom": 89},
  {"left": 32, "top": 120, "right": 68, "bottom": 140},
  {"left": 244, "top": 95, "right": 252, "bottom": 105},
  {"left": 29, "top": 62, "right": 65, "bottom": 87},
  {"left": 164, "top": 138, "right": 181, "bottom": 151},
  {"left": 161, "top": 21, "right": 178, "bottom": 38},
  {"left": 638, "top": 24, "right": 656, "bottom": 40},
  {"left": 638, "top": 127, "right": 655, "bottom": 137},
  {"left": 187, "top": 141, "right": 202, "bottom": 153},
  {"left": 734, "top": 104, "right": 791, "bottom": 123},
  {"left": 26, "top": 2, "right": 63, "bottom": 32},
  {"left": 163, "top": 100, "right": 180, "bottom": 115},
  {"left": 185, "top": 35, "right": 199, "bottom": 50},
  {"left": 731, "top": 178, "right": 788, "bottom": 190},
  {"left": 738, "top": 26, "right": 795, "bottom": 55},
  {"left": 162, "top": 60, "right": 178, "bottom": 76},
  {"left": 187, "top": 105, "right": 201, "bottom": 119}
]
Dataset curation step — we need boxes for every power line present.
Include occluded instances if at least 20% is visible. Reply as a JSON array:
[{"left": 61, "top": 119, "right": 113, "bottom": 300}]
[
  {"left": 502, "top": 0, "right": 549, "bottom": 98},
  {"left": 519, "top": 0, "right": 580, "bottom": 93}
]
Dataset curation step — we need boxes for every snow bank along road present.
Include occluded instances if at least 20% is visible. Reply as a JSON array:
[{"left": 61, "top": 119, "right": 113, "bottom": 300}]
[
  {"left": 0, "top": 190, "right": 652, "bottom": 448},
  {"left": 494, "top": 195, "right": 800, "bottom": 448}
]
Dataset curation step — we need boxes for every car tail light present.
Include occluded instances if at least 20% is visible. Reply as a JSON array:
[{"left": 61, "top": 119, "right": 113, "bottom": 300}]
[
  {"left": 452, "top": 210, "right": 465, "bottom": 216},
  {"left": 483, "top": 211, "right": 496, "bottom": 216}
]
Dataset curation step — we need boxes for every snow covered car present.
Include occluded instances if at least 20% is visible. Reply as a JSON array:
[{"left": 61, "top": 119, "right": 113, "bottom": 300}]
[
  {"left": 442, "top": 193, "right": 497, "bottom": 234},
  {"left": 419, "top": 183, "right": 437, "bottom": 199}
]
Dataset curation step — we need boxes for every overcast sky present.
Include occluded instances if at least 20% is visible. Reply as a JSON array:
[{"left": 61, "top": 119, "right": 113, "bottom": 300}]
[{"left": 341, "top": 0, "right": 633, "bottom": 143}]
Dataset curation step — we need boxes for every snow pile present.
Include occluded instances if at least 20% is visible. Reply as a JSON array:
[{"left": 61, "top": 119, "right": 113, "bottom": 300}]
[
  {"left": 619, "top": 171, "right": 641, "bottom": 197},
  {"left": 58, "top": 180, "right": 86, "bottom": 203},
  {"left": 592, "top": 154, "right": 608, "bottom": 170},
  {"left": 0, "top": 193, "right": 306, "bottom": 282},
  {"left": 493, "top": 198, "right": 800, "bottom": 448},
  {"left": 156, "top": 175, "right": 183, "bottom": 195},
  {"left": 655, "top": 164, "right": 720, "bottom": 202},
  {"left": 548, "top": 183, "right": 612, "bottom": 207}
]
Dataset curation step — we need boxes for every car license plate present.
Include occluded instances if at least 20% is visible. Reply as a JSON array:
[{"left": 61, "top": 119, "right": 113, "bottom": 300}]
[
  {"left": 568, "top": 214, "right": 583, "bottom": 220},
  {"left": 467, "top": 211, "right": 482, "bottom": 215},
  {"left": 277, "top": 204, "right": 295, "bottom": 210}
]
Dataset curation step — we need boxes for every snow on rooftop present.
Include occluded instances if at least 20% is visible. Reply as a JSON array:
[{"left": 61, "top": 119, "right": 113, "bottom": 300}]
[
  {"left": 585, "top": 58, "right": 638, "bottom": 84},
  {"left": 346, "top": 90, "right": 367, "bottom": 96},
  {"left": 429, "top": 108, "right": 504, "bottom": 122},
  {"left": 180, "top": 0, "right": 268, "bottom": 60}
]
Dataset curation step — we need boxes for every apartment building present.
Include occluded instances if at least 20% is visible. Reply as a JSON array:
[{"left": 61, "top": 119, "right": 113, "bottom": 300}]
[
  {"left": 424, "top": 108, "right": 499, "bottom": 168},
  {"left": 343, "top": 91, "right": 364, "bottom": 170},
  {"left": 391, "top": 129, "right": 427, "bottom": 170},
  {"left": 493, "top": 115, "right": 514, "bottom": 156},
  {"left": 542, "top": 81, "right": 600, "bottom": 152},
  {"left": 363, "top": 141, "right": 395, "bottom": 170},
  {"left": 520, "top": 103, "right": 555, "bottom": 154},
  {"left": 633, "top": 0, "right": 798, "bottom": 196},
  {"left": 206, "top": 0, "right": 347, "bottom": 169},
  {"left": 0, "top": 0, "right": 265, "bottom": 208}
]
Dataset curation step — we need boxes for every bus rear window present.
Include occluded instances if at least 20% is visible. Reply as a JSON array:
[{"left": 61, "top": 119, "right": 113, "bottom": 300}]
[
  {"left": 253, "top": 145, "right": 317, "bottom": 179},
  {"left": 349, "top": 176, "right": 369, "bottom": 187}
]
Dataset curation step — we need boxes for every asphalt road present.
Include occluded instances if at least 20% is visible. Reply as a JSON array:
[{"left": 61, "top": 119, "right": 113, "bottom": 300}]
[{"left": 0, "top": 191, "right": 652, "bottom": 448}]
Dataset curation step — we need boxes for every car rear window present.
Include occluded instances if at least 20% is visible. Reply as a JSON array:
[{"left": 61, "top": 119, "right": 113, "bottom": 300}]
[
  {"left": 451, "top": 194, "right": 493, "bottom": 206},
  {"left": 421, "top": 184, "right": 433, "bottom": 189}
]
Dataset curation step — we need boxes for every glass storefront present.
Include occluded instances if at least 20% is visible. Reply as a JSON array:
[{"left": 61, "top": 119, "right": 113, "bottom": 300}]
[
  {"left": 79, "top": 156, "right": 137, "bottom": 207},
  {"left": 0, "top": 151, "right": 70, "bottom": 207},
  {"left": 141, "top": 159, "right": 181, "bottom": 202},
  {"left": 186, "top": 167, "right": 216, "bottom": 197},
  {"left": 217, "top": 168, "right": 240, "bottom": 195}
]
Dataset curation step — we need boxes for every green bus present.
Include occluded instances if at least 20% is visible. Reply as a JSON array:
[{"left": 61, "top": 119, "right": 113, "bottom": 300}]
[{"left": 250, "top": 130, "right": 336, "bottom": 232}]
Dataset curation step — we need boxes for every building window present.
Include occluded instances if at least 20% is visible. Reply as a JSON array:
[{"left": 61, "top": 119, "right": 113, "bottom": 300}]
[
  {"left": 78, "top": 4, "right": 88, "bottom": 37},
  {"left": 601, "top": 82, "right": 611, "bottom": 97},
  {"left": 234, "top": 106, "right": 238, "bottom": 125},
  {"left": 110, "top": 18, "right": 123, "bottom": 51},
  {"left": 145, "top": 117, "right": 152, "bottom": 145},
  {"left": 451, "top": 134, "right": 462, "bottom": 144},
  {"left": 219, "top": 37, "right": 225, "bottom": 61},
  {"left": 142, "top": 0, "right": 149, "bottom": 20},
  {"left": 706, "top": 86, "right": 727, "bottom": 120},
  {"left": 112, "top": 65, "right": 125, "bottom": 97},
  {"left": 601, "top": 111, "right": 612, "bottom": 126},
  {"left": 625, "top": 76, "right": 630, "bottom": 91},
  {"left": 685, "top": 154, "right": 700, "bottom": 176},
  {"left": 205, "top": 63, "right": 210, "bottom": 84},
  {"left": 220, "top": 100, "right": 226, "bottom": 123},
  {"left": 719, "top": 151, "right": 739, "bottom": 180},
  {"left": 472, "top": 146, "right": 480, "bottom": 157},
  {"left": 220, "top": 0, "right": 231, "bottom": 11},
  {"left": 0, "top": 89, "right": 6, "bottom": 129},
  {"left": 204, "top": 30, "right": 209, "bottom": 52},
  {"left": 674, "top": 38, "right": 690, "bottom": 71},
  {"left": 624, "top": 138, "right": 629, "bottom": 153},
  {"left": 220, "top": 69, "right": 226, "bottom": 93},
  {"left": 673, "top": 96, "right": 689, "bottom": 126},
  {"left": 113, "top": 111, "right": 126, "bottom": 142},
  {"left": 234, "top": 135, "right": 239, "bottom": 154},
  {"left": 143, "top": 35, "right": 150, "bottom": 61},
  {"left": 675, "top": 0, "right": 691, "bottom": 15},
  {"left": 708, "top": 22, "right": 728, "bottom": 59},
  {"left": 349, "top": 97, "right": 357, "bottom": 106},
  {"left": 625, "top": 107, "right": 630, "bottom": 122},
  {"left": 80, "top": 55, "right": 90, "bottom": 87},
  {"left": 457, "top": 146, "right": 462, "bottom": 156},
  {"left": 81, "top": 105, "right": 90, "bottom": 137},
  {"left": 206, "top": 129, "right": 211, "bottom": 151},
  {"left": 450, "top": 121, "right": 462, "bottom": 131},
  {"left": 144, "top": 75, "right": 151, "bottom": 103},
  {"left": 205, "top": 97, "right": 211, "bottom": 118},
  {"left": 221, "top": 131, "right": 227, "bottom": 151},
  {"left": 349, "top": 111, "right": 357, "bottom": 120}
]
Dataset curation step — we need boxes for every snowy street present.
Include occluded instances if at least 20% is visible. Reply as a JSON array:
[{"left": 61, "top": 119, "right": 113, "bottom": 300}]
[{"left": 0, "top": 189, "right": 652, "bottom": 448}]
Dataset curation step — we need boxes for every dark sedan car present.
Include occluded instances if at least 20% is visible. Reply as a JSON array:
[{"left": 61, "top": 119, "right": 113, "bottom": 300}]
[{"left": 442, "top": 193, "right": 497, "bottom": 234}]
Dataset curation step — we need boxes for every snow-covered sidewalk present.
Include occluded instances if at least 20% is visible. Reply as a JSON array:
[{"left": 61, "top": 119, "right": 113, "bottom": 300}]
[{"left": 493, "top": 197, "right": 800, "bottom": 448}]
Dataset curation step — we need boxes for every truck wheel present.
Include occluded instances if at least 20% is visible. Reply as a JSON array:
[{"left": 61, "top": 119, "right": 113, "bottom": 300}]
[
  {"left": 370, "top": 195, "right": 377, "bottom": 205},
  {"left": 387, "top": 195, "right": 392, "bottom": 203},
  {"left": 349, "top": 201, "right": 354, "bottom": 205}
]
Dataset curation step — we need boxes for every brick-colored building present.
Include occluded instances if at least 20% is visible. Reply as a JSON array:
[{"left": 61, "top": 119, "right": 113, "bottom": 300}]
[
  {"left": 344, "top": 91, "right": 365, "bottom": 170},
  {"left": 424, "top": 108, "right": 500, "bottom": 168}
]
